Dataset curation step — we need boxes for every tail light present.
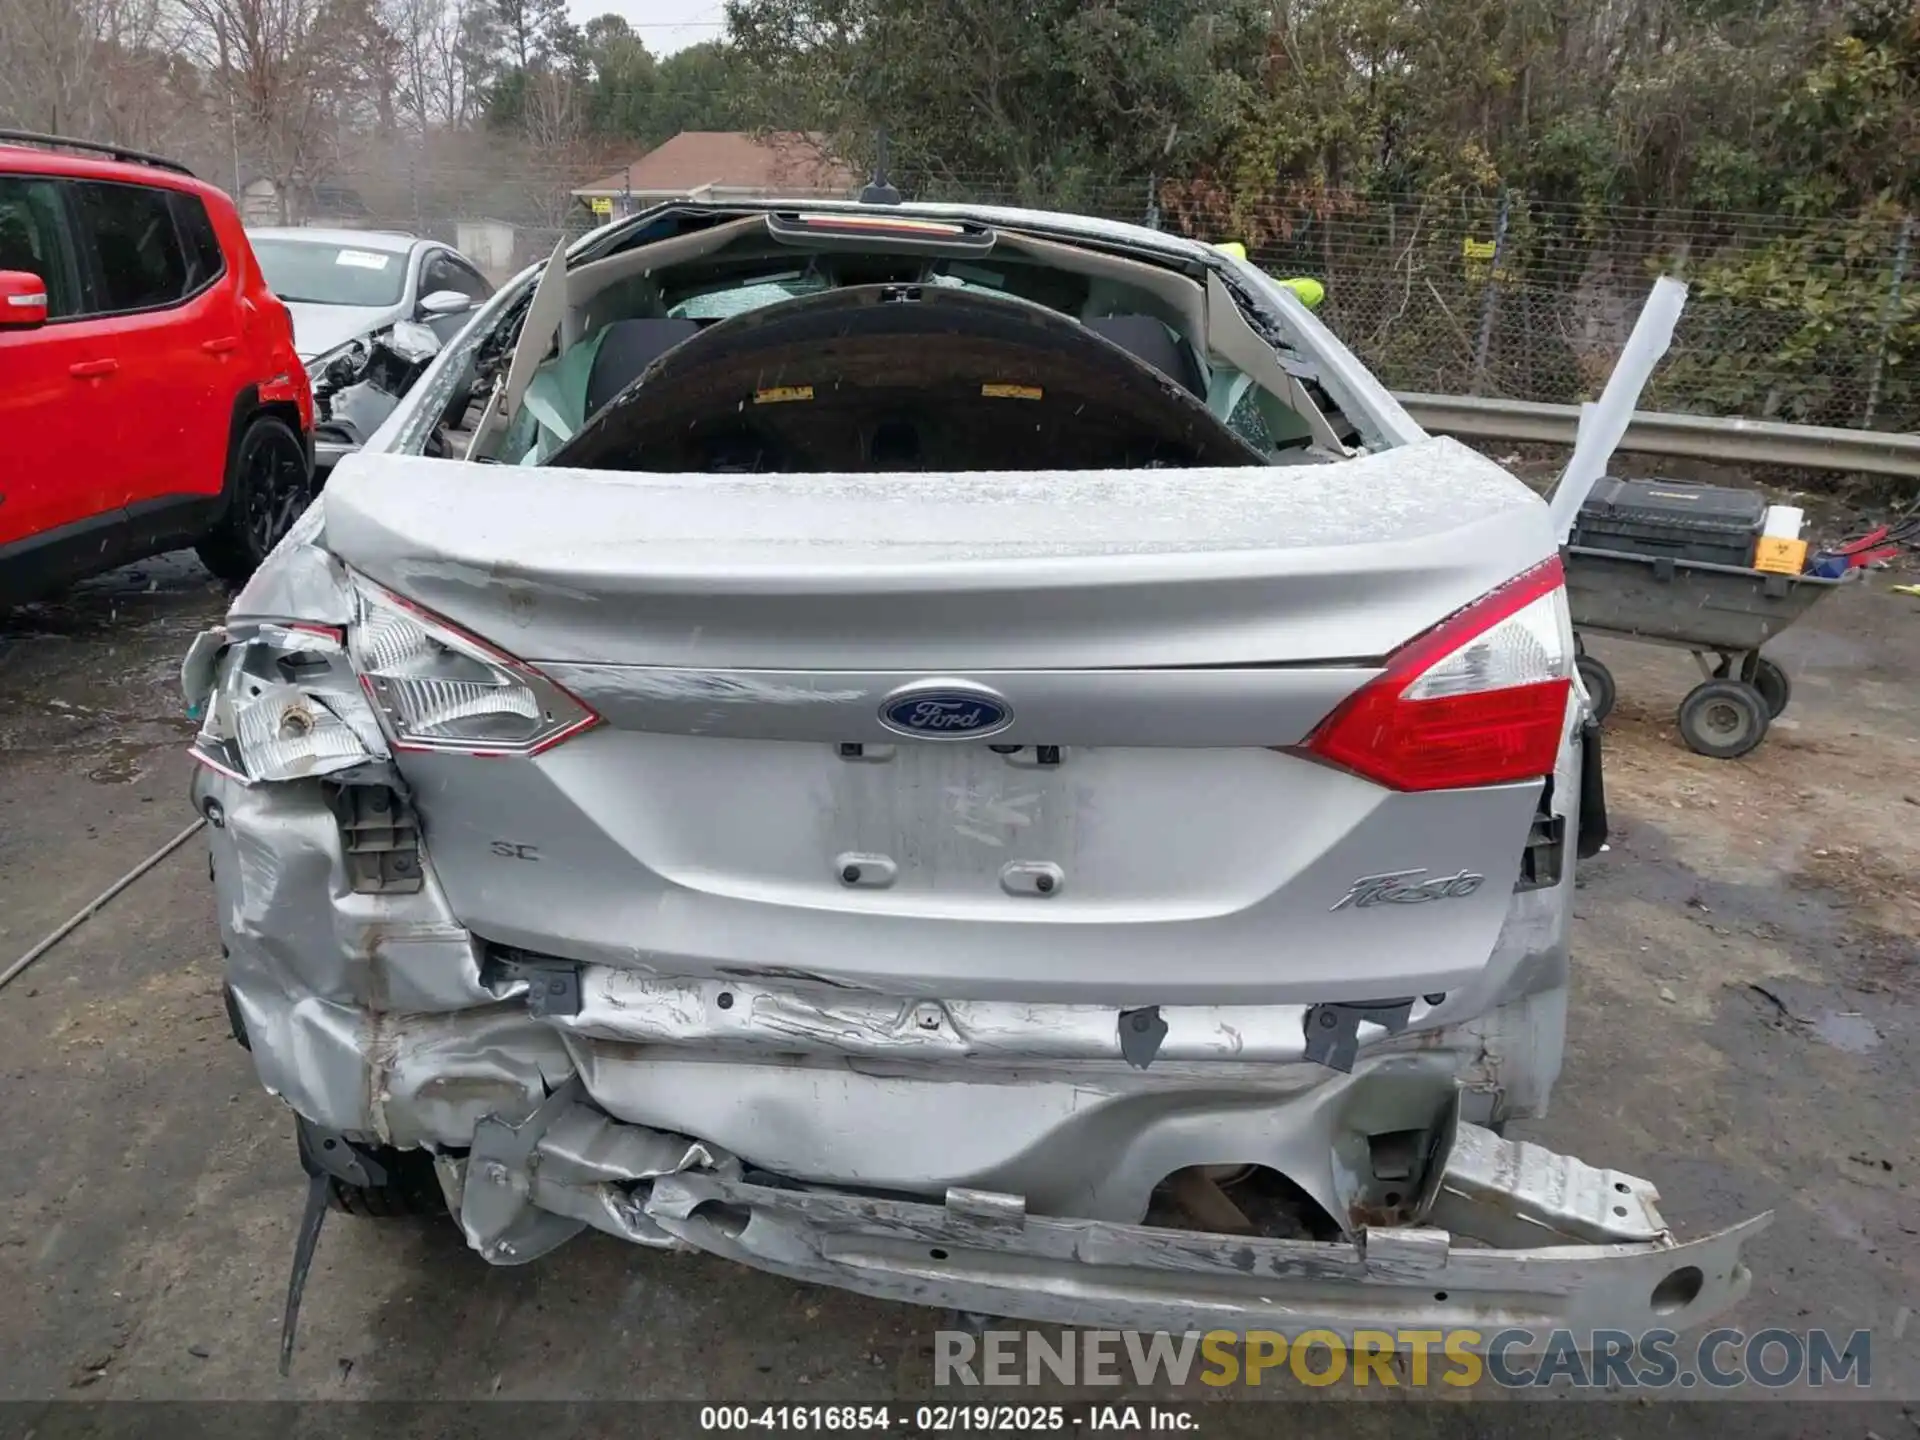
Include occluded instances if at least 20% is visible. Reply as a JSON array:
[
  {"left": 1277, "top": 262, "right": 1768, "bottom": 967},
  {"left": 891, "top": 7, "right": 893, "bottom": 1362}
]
[
  {"left": 347, "top": 574, "right": 599, "bottom": 756},
  {"left": 190, "top": 622, "right": 388, "bottom": 784},
  {"left": 1300, "top": 556, "right": 1573, "bottom": 791}
]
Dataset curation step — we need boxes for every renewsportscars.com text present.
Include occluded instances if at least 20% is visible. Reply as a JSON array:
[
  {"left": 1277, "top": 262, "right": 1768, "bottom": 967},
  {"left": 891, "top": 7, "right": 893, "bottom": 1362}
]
[{"left": 935, "top": 1327, "right": 1872, "bottom": 1390}]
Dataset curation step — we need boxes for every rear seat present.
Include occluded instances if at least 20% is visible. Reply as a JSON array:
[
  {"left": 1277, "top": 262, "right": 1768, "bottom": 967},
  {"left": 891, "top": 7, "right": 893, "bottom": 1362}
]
[
  {"left": 586, "top": 318, "right": 701, "bottom": 416},
  {"left": 510, "top": 317, "right": 701, "bottom": 463},
  {"left": 1084, "top": 315, "right": 1207, "bottom": 398}
]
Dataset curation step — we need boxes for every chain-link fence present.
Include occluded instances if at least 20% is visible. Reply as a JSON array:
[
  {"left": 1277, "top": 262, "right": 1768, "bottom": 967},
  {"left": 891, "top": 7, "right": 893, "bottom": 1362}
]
[
  {"left": 300, "top": 171, "right": 1920, "bottom": 436},
  {"left": 894, "top": 179, "right": 1920, "bottom": 435},
  {"left": 1184, "top": 192, "right": 1920, "bottom": 437}
]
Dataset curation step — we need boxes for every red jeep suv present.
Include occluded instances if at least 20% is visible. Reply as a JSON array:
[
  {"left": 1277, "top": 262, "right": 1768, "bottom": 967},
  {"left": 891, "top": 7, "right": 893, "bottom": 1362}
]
[{"left": 0, "top": 131, "right": 313, "bottom": 606}]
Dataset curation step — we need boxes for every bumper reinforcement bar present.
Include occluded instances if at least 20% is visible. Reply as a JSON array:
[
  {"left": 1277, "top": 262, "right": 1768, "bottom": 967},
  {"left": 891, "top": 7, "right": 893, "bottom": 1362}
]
[{"left": 454, "top": 1088, "right": 1770, "bottom": 1339}]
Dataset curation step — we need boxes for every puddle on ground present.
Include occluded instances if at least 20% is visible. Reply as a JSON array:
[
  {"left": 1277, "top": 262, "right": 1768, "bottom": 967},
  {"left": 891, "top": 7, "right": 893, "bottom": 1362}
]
[
  {"left": 1809, "top": 1009, "right": 1882, "bottom": 1053},
  {"left": 1591, "top": 818, "right": 1912, "bottom": 1087}
]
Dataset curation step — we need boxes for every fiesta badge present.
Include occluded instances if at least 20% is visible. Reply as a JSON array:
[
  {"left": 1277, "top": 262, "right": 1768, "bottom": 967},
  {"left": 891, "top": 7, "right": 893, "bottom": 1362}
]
[{"left": 878, "top": 683, "right": 1013, "bottom": 741}]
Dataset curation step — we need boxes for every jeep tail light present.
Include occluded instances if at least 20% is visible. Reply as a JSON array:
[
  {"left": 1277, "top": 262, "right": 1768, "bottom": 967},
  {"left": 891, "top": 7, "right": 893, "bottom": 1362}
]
[
  {"left": 347, "top": 574, "right": 599, "bottom": 756},
  {"left": 1300, "top": 557, "right": 1572, "bottom": 791}
]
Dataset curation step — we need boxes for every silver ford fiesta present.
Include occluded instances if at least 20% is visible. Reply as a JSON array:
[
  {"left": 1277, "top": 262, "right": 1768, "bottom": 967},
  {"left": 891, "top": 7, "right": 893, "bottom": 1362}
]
[{"left": 181, "top": 199, "right": 1767, "bottom": 1361}]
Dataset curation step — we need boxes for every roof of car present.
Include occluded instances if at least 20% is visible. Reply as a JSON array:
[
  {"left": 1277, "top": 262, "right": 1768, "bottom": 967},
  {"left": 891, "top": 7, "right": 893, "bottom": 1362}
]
[
  {"left": 246, "top": 227, "right": 423, "bottom": 252},
  {"left": 0, "top": 139, "right": 219, "bottom": 197}
]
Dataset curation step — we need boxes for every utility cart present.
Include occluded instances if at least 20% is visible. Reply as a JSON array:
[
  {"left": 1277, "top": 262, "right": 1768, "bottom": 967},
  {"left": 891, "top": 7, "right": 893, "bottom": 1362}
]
[
  {"left": 1565, "top": 546, "right": 1846, "bottom": 759},
  {"left": 1523, "top": 279, "right": 1849, "bottom": 760}
]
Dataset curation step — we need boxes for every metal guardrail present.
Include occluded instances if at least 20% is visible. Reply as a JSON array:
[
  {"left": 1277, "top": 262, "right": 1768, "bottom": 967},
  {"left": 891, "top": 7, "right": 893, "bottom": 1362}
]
[{"left": 1395, "top": 392, "right": 1920, "bottom": 479}]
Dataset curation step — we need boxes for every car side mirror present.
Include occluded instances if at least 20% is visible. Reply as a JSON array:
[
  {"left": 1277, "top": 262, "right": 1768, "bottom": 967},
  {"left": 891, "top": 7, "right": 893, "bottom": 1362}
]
[
  {"left": 418, "top": 289, "right": 473, "bottom": 318},
  {"left": 0, "top": 270, "right": 49, "bottom": 329}
]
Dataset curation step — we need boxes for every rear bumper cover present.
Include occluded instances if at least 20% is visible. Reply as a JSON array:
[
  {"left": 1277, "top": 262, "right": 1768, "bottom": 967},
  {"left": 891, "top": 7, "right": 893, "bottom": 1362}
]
[{"left": 195, "top": 759, "right": 1768, "bottom": 1337}]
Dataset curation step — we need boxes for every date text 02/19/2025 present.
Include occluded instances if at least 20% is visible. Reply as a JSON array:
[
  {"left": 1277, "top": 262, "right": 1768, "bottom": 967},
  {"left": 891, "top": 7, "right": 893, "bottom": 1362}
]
[{"left": 698, "top": 1406, "right": 1194, "bottom": 1432}]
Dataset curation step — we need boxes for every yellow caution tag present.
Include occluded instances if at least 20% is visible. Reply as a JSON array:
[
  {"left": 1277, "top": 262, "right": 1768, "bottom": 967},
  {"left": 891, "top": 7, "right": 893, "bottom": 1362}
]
[
  {"left": 753, "top": 385, "right": 813, "bottom": 404},
  {"left": 981, "top": 383, "right": 1043, "bottom": 401}
]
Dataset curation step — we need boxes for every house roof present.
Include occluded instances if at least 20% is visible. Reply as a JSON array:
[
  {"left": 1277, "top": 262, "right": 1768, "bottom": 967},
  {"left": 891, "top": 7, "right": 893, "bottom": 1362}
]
[{"left": 575, "top": 131, "right": 856, "bottom": 199}]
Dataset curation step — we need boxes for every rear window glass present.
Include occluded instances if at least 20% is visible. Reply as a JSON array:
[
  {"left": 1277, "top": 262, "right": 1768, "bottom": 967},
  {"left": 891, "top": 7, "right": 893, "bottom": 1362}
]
[
  {"left": 252, "top": 238, "right": 407, "bottom": 306},
  {"left": 667, "top": 275, "right": 825, "bottom": 321},
  {"left": 70, "top": 180, "right": 190, "bottom": 313},
  {"left": 1227, "top": 388, "right": 1272, "bottom": 450}
]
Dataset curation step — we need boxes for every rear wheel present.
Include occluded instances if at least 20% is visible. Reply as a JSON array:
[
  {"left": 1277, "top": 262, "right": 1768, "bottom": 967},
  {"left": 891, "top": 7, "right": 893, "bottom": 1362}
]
[
  {"left": 1750, "top": 657, "right": 1791, "bottom": 718},
  {"left": 298, "top": 1136, "right": 448, "bottom": 1219},
  {"left": 222, "top": 983, "right": 250, "bottom": 1050},
  {"left": 1677, "top": 679, "right": 1769, "bottom": 759},
  {"left": 1712, "top": 654, "right": 1791, "bottom": 719},
  {"left": 196, "top": 415, "right": 313, "bottom": 585},
  {"left": 1575, "top": 655, "right": 1616, "bottom": 725}
]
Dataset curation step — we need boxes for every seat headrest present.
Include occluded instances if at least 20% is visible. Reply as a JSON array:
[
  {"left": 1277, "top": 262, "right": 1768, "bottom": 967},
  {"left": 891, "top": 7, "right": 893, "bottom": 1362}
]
[
  {"left": 586, "top": 318, "right": 701, "bottom": 417},
  {"left": 1084, "top": 315, "right": 1206, "bottom": 398}
]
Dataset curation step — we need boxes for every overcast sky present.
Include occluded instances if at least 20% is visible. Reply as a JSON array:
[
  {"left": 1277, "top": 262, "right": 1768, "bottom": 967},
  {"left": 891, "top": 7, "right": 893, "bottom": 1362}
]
[{"left": 568, "top": 0, "right": 727, "bottom": 54}]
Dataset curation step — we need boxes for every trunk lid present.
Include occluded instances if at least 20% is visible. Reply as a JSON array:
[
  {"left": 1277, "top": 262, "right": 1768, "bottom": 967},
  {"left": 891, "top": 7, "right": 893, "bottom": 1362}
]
[
  {"left": 316, "top": 441, "right": 1562, "bottom": 1005},
  {"left": 323, "top": 438, "right": 1548, "bottom": 669}
]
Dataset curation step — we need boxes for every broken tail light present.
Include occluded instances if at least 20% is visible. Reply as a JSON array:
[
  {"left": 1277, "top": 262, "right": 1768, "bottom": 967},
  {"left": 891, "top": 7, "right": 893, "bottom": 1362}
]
[
  {"left": 1300, "top": 556, "right": 1573, "bottom": 791},
  {"left": 347, "top": 574, "right": 599, "bottom": 756},
  {"left": 190, "top": 623, "right": 386, "bottom": 783}
]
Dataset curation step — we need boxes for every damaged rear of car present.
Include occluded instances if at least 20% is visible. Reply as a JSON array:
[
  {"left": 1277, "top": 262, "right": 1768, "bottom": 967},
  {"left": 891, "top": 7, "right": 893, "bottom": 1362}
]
[{"left": 183, "top": 201, "right": 1767, "bottom": 1359}]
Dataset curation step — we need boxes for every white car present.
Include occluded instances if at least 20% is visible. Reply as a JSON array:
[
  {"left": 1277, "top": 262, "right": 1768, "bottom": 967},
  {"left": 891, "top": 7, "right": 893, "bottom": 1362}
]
[
  {"left": 248, "top": 227, "right": 492, "bottom": 363},
  {"left": 248, "top": 229, "right": 491, "bottom": 468}
]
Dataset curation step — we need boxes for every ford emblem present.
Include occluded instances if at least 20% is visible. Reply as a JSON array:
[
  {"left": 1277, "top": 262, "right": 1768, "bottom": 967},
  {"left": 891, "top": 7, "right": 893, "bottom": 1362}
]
[{"left": 878, "top": 683, "right": 1013, "bottom": 741}]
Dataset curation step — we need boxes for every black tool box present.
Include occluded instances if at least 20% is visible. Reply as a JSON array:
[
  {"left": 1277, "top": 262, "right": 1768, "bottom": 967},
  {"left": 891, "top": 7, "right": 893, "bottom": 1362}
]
[{"left": 1570, "top": 477, "right": 1767, "bottom": 567}]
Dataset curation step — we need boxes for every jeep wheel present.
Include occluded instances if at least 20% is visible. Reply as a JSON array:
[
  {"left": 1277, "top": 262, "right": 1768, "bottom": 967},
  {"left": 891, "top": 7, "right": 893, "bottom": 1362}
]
[{"left": 196, "top": 415, "right": 313, "bottom": 585}]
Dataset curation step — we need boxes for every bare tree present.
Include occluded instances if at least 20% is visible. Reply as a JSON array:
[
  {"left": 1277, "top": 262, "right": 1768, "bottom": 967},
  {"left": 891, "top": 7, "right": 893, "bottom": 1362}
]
[
  {"left": 515, "top": 63, "right": 601, "bottom": 237},
  {"left": 173, "top": 0, "right": 379, "bottom": 217},
  {"left": 0, "top": 0, "right": 184, "bottom": 146},
  {"left": 384, "top": 0, "right": 441, "bottom": 130},
  {"left": 374, "top": 0, "right": 492, "bottom": 129},
  {"left": 448, "top": 0, "right": 500, "bottom": 125}
]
